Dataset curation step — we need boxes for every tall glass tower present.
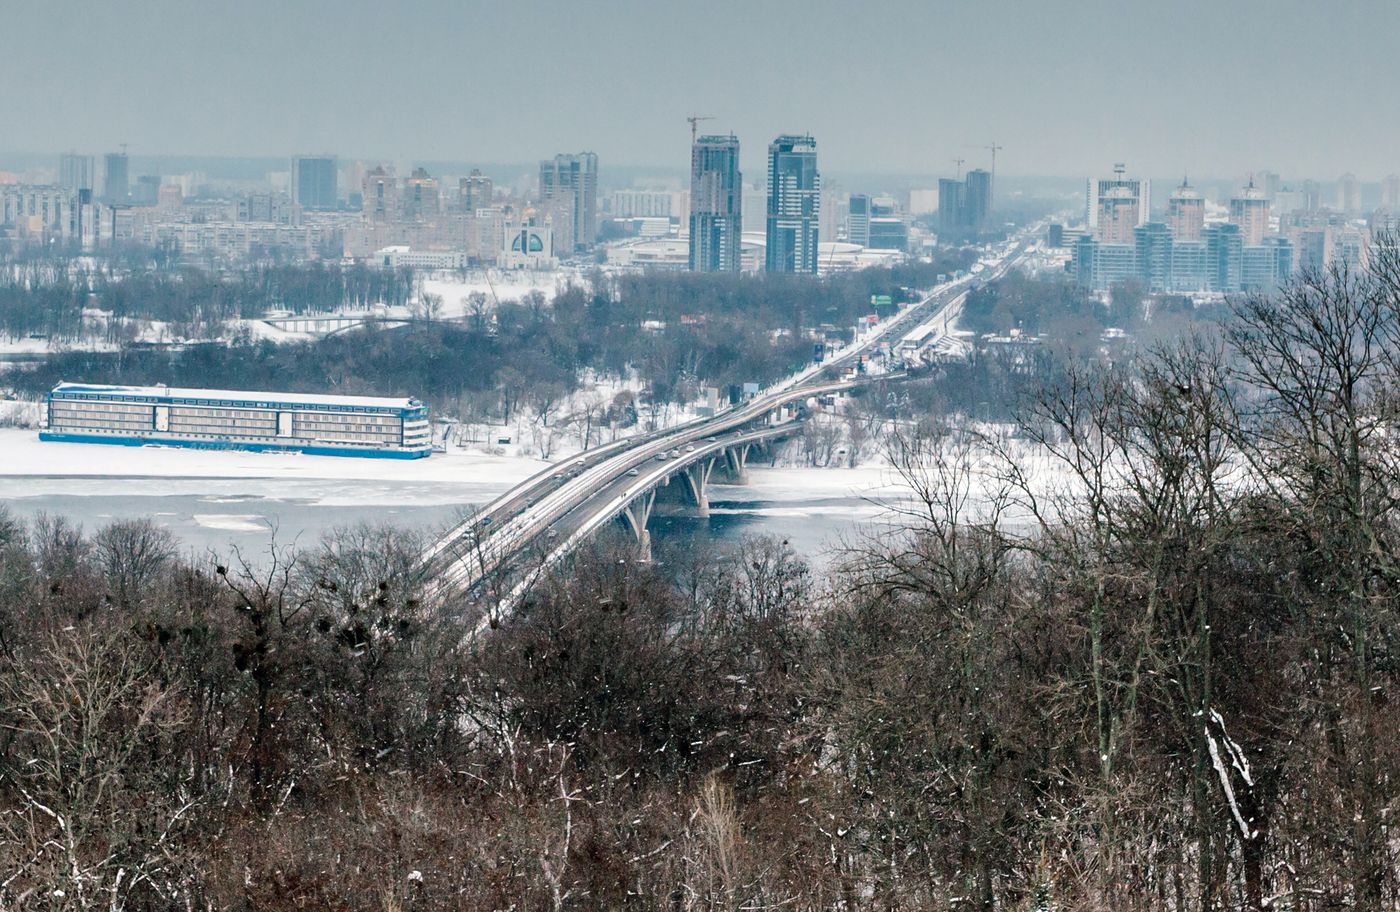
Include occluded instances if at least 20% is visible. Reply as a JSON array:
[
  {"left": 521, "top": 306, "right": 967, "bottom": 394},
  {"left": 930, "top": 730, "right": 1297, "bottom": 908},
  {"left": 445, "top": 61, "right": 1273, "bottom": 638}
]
[
  {"left": 103, "top": 152, "right": 129, "bottom": 204},
  {"left": 292, "top": 155, "right": 339, "bottom": 211},
  {"left": 689, "top": 134, "right": 742, "bottom": 272},
  {"left": 963, "top": 169, "right": 992, "bottom": 231},
  {"left": 539, "top": 152, "right": 599, "bottom": 251},
  {"left": 765, "top": 135, "right": 820, "bottom": 274},
  {"left": 59, "top": 153, "right": 94, "bottom": 192}
]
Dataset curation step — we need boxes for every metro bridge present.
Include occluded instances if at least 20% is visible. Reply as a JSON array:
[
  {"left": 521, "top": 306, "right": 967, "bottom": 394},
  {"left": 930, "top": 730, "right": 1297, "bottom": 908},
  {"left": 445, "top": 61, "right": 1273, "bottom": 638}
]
[{"left": 420, "top": 235, "right": 1036, "bottom": 622}]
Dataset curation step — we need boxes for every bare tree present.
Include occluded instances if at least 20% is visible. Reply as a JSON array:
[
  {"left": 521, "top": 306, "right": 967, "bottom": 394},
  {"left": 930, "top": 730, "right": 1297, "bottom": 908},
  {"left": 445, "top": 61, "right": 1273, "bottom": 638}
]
[
  {"left": 1228, "top": 250, "right": 1400, "bottom": 908},
  {"left": 30, "top": 512, "right": 89, "bottom": 583},
  {"left": 466, "top": 290, "right": 490, "bottom": 331},
  {"left": 91, "top": 518, "right": 177, "bottom": 607},
  {"left": 0, "top": 628, "right": 202, "bottom": 909},
  {"left": 799, "top": 418, "right": 841, "bottom": 467},
  {"left": 680, "top": 774, "right": 749, "bottom": 911},
  {"left": 213, "top": 540, "right": 314, "bottom": 793}
]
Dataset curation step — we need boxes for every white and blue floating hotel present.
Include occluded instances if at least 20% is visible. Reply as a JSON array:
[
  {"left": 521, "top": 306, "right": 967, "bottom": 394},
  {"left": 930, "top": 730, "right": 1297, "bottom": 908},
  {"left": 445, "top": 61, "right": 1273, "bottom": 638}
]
[{"left": 40, "top": 383, "right": 432, "bottom": 459}]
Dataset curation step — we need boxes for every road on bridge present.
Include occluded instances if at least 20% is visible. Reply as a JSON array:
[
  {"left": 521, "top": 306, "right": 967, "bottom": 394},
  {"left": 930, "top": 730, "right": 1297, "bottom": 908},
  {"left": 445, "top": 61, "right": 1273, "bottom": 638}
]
[{"left": 423, "top": 229, "right": 1040, "bottom": 613}]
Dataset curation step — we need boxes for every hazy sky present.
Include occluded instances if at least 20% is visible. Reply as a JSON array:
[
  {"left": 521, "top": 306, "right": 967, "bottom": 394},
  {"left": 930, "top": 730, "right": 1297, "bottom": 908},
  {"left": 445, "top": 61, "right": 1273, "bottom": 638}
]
[{"left": 5, "top": 0, "right": 1399, "bottom": 179}]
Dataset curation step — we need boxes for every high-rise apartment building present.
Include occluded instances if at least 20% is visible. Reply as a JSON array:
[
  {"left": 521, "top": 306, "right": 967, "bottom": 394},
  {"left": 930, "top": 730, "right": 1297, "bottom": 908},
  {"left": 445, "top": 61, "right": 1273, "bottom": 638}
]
[
  {"left": 1242, "top": 236, "right": 1293, "bottom": 291},
  {"left": 402, "top": 168, "right": 440, "bottom": 221},
  {"left": 1072, "top": 235, "right": 1138, "bottom": 290},
  {"left": 963, "top": 169, "right": 992, "bottom": 231},
  {"left": 1134, "top": 222, "right": 1174, "bottom": 291},
  {"left": 238, "top": 191, "right": 291, "bottom": 223},
  {"left": 1257, "top": 170, "right": 1281, "bottom": 202},
  {"left": 1296, "top": 228, "right": 1329, "bottom": 273},
  {"left": 1381, "top": 174, "right": 1400, "bottom": 210},
  {"left": 765, "top": 134, "right": 820, "bottom": 274},
  {"left": 688, "top": 134, "right": 742, "bottom": 273},
  {"left": 1087, "top": 167, "right": 1149, "bottom": 237},
  {"left": 1204, "top": 223, "right": 1243, "bottom": 292},
  {"left": 1230, "top": 179, "right": 1271, "bottom": 246},
  {"left": 103, "top": 152, "right": 129, "bottom": 204},
  {"left": 670, "top": 190, "right": 691, "bottom": 226},
  {"left": 132, "top": 175, "right": 161, "bottom": 207},
  {"left": 742, "top": 184, "right": 766, "bottom": 234},
  {"left": 458, "top": 169, "right": 493, "bottom": 213},
  {"left": 821, "top": 187, "right": 845, "bottom": 247},
  {"left": 1333, "top": 228, "right": 1366, "bottom": 269},
  {"left": 937, "top": 179, "right": 965, "bottom": 236},
  {"left": 1097, "top": 185, "right": 1141, "bottom": 244},
  {"left": 539, "top": 152, "right": 599, "bottom": 252},
  {"left": 1077, "top": 219, "right": 1292, "bottom": 294},
  {"left": 157, "top": 183, "right": 183, "bottom": 209},
  {"left": 936, "top": 167, "right": 993, "bottom": 240},
  {"left": 1166, "top": 178, "right": 1205, "bottom": 240},
  {"left": 362, "top": 166, "right": 398, "bottom": 222},
  {"left": 1337, "top": 173, "right": 1361, "bottom": 213},
  {"left": 847, "top": 193, "right": 871, "bottom": 246},
  {"left": 1273, "top": 186, "right": 1307, "bottom": 215},
  {"left": 1301, "top": 180, "right": 1322, "bottom": 211},
  {"left": 291, "top": 155, "right": 338, "bottom": 211},
  {"left": 59, "top": 153, "right": 94, "bottom": 192},
  {"left": 867, "top": 195, "right": 909, "bottom": 251},
  {"left": 611, "top": 189, "right": 672, "bottom": 218}
]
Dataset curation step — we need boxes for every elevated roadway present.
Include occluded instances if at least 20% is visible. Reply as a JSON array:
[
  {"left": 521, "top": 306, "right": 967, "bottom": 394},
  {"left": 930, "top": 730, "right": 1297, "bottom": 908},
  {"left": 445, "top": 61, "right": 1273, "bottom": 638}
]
[{"left": 423, "top": 232, "right": 1037, "bottom": 610}]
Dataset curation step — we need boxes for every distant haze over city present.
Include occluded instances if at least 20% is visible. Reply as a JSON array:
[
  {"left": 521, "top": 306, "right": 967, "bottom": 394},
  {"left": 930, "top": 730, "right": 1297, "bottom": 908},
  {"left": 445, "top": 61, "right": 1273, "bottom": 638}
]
[{"left": 4, "top": 0, "right": 1399, "bottom": 179}]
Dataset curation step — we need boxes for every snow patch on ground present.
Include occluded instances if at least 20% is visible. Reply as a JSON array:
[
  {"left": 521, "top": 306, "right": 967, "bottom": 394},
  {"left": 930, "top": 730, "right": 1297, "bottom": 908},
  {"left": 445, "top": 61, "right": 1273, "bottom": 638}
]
[
  {"left": 413, "top": 270, "right": 572, "bottom": 318},
  {"left": 0, "top": 428, "right": 547, "bottom": 484},
  {"left": 444, "top": 367, "right": 708, "bottom": 462},
  {"left": 0, "top": 335, "right": 114, "bottom": 355},
  {"left": 0, "top": 399, "right": 42, "bottom": 428},
  {"left": 193, "top": 514, "right": 271, "bottom": 532}
]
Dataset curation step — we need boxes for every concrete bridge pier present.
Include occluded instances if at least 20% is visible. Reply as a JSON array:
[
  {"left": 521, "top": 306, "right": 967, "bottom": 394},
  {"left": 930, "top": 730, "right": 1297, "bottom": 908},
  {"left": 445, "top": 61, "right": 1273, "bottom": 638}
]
[
  {"left": 618, "top": 489, "right": 656, "bottom": 562},
  {"left": 720, "top": 443, "right": 753, "bottom": 485},
  {"left": 677, "top": 457, "right": 715, "bottom": 517}
]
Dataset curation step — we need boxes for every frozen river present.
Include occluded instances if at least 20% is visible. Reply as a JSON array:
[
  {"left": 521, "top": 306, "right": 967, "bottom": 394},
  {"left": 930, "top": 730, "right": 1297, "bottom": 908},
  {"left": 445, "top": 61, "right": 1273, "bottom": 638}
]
[
  {"left": 0, "top": 473, "right": 895, "bottom": 568},
  {"left": 0, "top": 430, "right": 1048, "bottom": 570},
  {"left": 0, "top": 476, "right": 494, "bottom": 560},
  {"left": 0, "top": 455, "right": 904, "bottom": 570}
]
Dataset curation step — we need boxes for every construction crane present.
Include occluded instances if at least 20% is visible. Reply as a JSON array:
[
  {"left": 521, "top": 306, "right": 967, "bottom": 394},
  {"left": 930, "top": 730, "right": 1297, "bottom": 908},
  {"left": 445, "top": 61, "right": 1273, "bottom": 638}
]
[
  {"left": 687, "top": 115, "right": 715, "bottom": 145},
  {"left": 952, "top": 157, "right": 965, "bottom": 180},
  {"left": 985, "top": 142, "right": 1004, "bottom": 180},
  {"left": 963, "top": 142, "right": 1005, "bottom": 179}
]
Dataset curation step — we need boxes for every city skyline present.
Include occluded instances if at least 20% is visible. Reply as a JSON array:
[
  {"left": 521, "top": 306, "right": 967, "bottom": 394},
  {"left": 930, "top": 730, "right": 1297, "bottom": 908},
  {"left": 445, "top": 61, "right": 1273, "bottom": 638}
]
[
  {"left": 17, "top": 151, "right": 1400, "bottom": 197},
  {"left": 5, "top": 0, "right": 1400, "bottom": 178}
]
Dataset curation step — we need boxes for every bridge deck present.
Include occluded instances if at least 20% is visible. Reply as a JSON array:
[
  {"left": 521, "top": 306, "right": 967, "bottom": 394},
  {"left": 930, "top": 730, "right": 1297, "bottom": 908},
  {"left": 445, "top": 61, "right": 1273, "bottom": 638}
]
[{"left": 421, "top": 233, "right": 1038, "bottom": 616}]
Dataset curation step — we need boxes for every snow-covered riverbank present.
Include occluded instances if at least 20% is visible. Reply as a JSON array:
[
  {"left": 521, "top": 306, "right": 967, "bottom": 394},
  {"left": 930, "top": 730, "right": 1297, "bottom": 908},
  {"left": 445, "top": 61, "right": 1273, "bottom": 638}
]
[{"left": 0, "top": 428, "right": 547, "bottom": 483}]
